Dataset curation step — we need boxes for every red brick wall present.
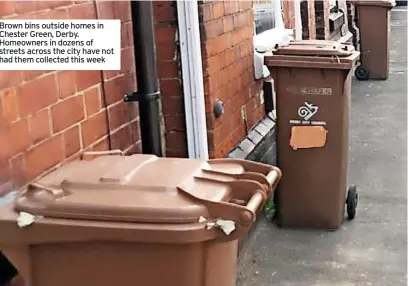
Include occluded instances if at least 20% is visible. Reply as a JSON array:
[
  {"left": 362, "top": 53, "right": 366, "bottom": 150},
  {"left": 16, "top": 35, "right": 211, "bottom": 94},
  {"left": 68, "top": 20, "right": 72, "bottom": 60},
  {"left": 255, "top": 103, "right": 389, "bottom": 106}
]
[
  {"left": 283, "top": 0, "right": 296, "bottom": 30},
  {"left": 153, "top": 1, "right": 188, "bottom": 158},
  {"left": 199, "top": 1, "right": 264, "bottom": 159},
  {"left": 0, "top": 1, "right": 139, "bottom": 188}
]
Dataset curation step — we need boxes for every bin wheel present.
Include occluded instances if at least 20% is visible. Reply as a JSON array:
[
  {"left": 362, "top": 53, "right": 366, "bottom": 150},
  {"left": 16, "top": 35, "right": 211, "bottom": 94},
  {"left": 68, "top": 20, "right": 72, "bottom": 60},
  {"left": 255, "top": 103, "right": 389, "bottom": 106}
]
[
  {"left": 355, "top": 66, "right": 370, "bottom": 81},
  {"left": 346, "top": 185, "right": 358, "bottom": 220}
]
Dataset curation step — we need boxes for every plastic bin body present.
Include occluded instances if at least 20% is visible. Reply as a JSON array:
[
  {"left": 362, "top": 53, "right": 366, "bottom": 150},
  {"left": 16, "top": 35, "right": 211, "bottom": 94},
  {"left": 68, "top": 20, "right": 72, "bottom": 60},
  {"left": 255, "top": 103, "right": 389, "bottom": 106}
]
[
  {"left": 4, "top": 241, "right": 237, "bottom": 286},
  {"left": 265, "top": 41, "right": 359, "bottom": 230},
  {"left": 355, "top": 0, "right": 395, "bottom": 79},
  {"left": 0, "top": 154, "right": 281, "bottom": 286}
]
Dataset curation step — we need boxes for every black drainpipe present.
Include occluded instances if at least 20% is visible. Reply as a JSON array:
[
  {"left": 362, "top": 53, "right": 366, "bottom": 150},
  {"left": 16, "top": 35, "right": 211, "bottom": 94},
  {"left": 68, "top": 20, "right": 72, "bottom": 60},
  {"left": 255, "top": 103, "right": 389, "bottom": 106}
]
[{"left": 124, "top": 1, "right": 163, "bottom": 157}]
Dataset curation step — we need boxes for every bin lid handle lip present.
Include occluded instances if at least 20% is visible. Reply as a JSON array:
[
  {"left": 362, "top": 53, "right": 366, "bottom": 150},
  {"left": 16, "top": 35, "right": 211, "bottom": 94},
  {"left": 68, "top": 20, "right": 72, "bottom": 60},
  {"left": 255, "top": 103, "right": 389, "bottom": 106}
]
[
  {"left": 183, "top": 176, "right": 266, "bottom": 221},
  {"left": 24, "top": 182, "right": 67, "bottom": 198},
  {"left": 202, "top": 168, "right": 267, "bottom": 185},
  {"left": 201, "top": 169, "right": 281, "bottom": 195},
  {"left": 209, "top": 158, "right": 277, "bottom": 174},
  {"left": 207, "top": 158, "right": 282, "bottom": 187}
]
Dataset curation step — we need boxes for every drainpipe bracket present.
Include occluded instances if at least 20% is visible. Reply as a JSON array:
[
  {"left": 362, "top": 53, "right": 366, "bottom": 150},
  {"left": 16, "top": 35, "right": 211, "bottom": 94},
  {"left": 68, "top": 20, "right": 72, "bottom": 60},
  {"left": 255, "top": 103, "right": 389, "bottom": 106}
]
[{"left": 123, "top": 90, "right": 161, "bottom": 102}]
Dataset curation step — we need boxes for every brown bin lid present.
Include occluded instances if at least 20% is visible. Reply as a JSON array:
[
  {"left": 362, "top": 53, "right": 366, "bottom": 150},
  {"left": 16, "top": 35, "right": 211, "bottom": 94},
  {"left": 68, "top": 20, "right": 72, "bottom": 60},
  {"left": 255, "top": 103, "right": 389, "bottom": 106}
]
[
  {"left": 14, "top": 155, "right": 280, "bottom": 225},
  {"left": 274, "top": 40, "right": 355, "bottom": 57},
  {"left": 352, "top": 0, "right": 395, "bottom": 7},
  {"left": 265, "top": 40, "right": 360, "bottom": 70}
]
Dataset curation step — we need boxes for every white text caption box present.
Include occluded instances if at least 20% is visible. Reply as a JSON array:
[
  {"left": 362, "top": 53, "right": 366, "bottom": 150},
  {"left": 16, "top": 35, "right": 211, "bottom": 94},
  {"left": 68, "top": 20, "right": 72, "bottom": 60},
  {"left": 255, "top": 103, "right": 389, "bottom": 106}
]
[{"left": 0, "top": 20, "right": 121, "bottom": 71}]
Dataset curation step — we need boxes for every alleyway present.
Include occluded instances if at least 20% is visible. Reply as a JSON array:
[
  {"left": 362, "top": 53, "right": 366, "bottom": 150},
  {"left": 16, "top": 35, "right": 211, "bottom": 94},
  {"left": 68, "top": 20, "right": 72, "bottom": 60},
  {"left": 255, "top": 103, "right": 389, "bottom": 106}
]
[{"left": 237, "top": 7, "right": 407, "bottom": 286}]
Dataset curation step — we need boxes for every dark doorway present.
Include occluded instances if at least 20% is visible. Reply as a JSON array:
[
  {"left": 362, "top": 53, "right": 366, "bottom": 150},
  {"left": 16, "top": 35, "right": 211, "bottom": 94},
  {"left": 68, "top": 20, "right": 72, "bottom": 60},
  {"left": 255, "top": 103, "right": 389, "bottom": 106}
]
[
  {"left": 314, "top": 0, "right": 325, "bottom": 39},
  {"left": 300, "top": 0, "right": 310, "bottom": 39}
]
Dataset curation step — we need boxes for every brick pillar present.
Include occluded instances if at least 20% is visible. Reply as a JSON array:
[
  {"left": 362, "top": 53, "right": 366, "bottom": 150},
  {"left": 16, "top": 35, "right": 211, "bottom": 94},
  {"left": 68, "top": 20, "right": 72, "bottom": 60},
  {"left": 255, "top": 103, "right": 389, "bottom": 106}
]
[
  {"left": 308, "top": 0, "right": 317, "bottom": 39},
  {"left": 153, "top": 1, "right": 188, "bottom": 158},
  {"left": 300, "top": 0, "right": 309, "bottom": 39},
  {"left": 314, "top": 0, "right": 330, "bottom": 39},
  {"left": 283, "top": 0, "right": 296, "bottom": 29},
  {"left": 199, "top": 1, "right": 264, "bottom": 158},
  {"left": 300, "top": 0, "right": 318, "bottom": 40}
]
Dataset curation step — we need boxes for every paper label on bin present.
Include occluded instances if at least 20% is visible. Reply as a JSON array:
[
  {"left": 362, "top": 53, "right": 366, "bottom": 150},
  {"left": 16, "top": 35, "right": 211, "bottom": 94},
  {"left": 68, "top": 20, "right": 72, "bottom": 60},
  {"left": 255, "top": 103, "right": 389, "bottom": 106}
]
[
  {"left": 215, "top": 220, "right": 236, "bottom": 235},
  {"left": 17, "top": 212, "right": 36, "bottom": 228},
  {"left": 289, "top": 125, "right": 328, "bottom": 150},
  {"left": 198, "top": 216, "right": 236, "bottom": 235}
]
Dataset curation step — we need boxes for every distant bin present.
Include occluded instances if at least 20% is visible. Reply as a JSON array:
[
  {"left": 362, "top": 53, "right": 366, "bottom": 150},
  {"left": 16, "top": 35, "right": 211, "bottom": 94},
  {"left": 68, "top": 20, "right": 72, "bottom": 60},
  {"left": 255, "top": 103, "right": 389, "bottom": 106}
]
[
  {"left": 354, "top": 0, "right": 396, "bottom": 80},
  {"left": 0, "top": 153, "right": 281, "bottom": 286},
  {"left": 265, "top": 40, "right": 360, "bottom": 230}
]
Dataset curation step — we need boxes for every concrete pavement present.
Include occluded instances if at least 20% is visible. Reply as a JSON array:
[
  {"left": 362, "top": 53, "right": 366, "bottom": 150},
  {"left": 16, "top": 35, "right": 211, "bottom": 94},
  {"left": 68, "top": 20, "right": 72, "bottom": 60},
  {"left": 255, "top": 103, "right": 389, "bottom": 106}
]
[{"left": 237, "top": 7, "right": 407, "bottom": 286}]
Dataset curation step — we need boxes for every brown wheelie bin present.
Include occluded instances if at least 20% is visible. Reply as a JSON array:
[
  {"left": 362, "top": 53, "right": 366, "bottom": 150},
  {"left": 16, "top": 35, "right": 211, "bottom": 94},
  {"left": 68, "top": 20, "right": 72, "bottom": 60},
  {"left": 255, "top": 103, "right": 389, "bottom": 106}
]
[
  {"left": 265, "top": 40, "right": 359, "bottom": 230},
  {"left": 353, "top": 0, "right": 396, "bottom": 80},
  {"left": 0, "top": 152, "right": 281, "bottom": 286}
]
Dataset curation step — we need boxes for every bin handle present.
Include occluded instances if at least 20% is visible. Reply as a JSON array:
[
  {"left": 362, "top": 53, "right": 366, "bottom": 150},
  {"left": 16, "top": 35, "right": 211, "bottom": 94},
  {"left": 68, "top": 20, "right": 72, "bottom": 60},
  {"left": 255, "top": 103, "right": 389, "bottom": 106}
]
[
  {"left": 205, "top": 158, "right": 282, "bottom": 194},
  {"left": 178, "top": 177, "right": 268, "bottom": 242},
  {"left": 245, "top": 192, "right": 264, "bottom": 214},
  {"left": 214, "top": 188, "right": 265, "bottom": 243},
  {"left": 25, "top": 182, "right": 66, "bottom": 198},
  {"left": 266, "top": 168, "right": 281, "bottom": 190}
]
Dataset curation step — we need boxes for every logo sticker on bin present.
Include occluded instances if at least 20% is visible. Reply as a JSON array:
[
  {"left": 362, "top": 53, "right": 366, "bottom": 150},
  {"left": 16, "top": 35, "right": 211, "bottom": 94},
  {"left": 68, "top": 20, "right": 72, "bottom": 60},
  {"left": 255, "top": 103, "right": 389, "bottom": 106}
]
[
  {"left": 298, "top": 102, "right": 318, "bottom": 120},
  {"left": 289, "top": 102, "right": 326, "bottom": 126}
]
